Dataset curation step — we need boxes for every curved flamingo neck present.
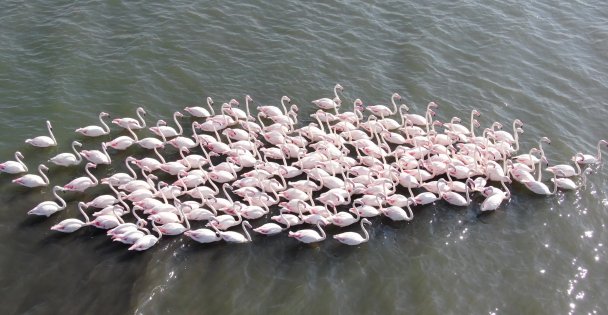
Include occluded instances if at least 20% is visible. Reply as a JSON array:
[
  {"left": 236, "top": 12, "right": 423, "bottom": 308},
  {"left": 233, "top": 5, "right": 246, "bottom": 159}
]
[
  {"left": 245, "top": 97, "right": 252, "bottom": 119},
  {"left": 317, "top": 223, "right": 326, "bottom": 240},
  {"left": 179, "top": 205, "right": 191, "bottom": 230},
  {"left": 512, "top": 130, "right": 520, "bottom": 153},
  {"left": 333, "top": 86, "right": 340, "bottom": 100},
  {"left": 550, "top": 173, "right": 558, "bottom": 195},
  {"left": 39, "top": 165, "right": 49, "bottom": 184},
  {"left": 156, "top": 120, "right": 167, "bottom": 143},
  {"left": 136, "top": 108, "right": 146, "bottom": 128},
  {"left": 72, "top": 142, "right": 83, "bottom": 163},
  {"left": 207, "top": 97, "right": 215, "bottom": 115},
  {"left": 47, "top": 122, "right": 57, "bottom": 145},
  {"left": 85, "top": 164, "right": 98, "bottom": 185},
  {"left": 151, "top": 221, "right": 162, "bottom": 240},
  {"left": 142, "top": 169, "right": 156, "bottom": 193},
  {"left": 574, "top": 158, "right": 581, "bottom": 175},
  {"left": 279, "top": 209, "right": 290, "bottom": 230},
  {"left": 390, "top": 94, "right": 399, "bottom": 115},
  {"left": 173, "top": 112, "right": 183, "bottom": 135},
  {"left": 15, "top": 152, "right": 28, "bottom": 171},
  {"left": 78, "top": 202, "right": 92, "bottom": 225},
  {"left": 536, "top": 155, "right": 544, "bottom": 182},
  {"left": 125, "top": 158, "right": 137, "bottom": 179},
  {"left": 102, "top": 144, "right": 111, "bottom": 162},
  {"left": 191, "top": 122, "right": 200, "bottom": 145},
  {"left": 361, "top": 220, "right": 370, "bottom": 242},
  {"left": 242, "top": 222, "right": 252, "bottom": 241},
  {"left": 280, "top": 98, "right": 288, "bottom": 115},
  {"left": 153, "top": 147, "right": 166, "bottom": 164},
  {"left": 99, "top": 113, "right": 110, "bottom": 134},
  {"left": 78, "top": 201, "right": 90, "bottom": 223},
  {"left": 53, "top": 186, "right": 67, "bottom": 209},
  {"left": 126, "top": 125, "right": 138, "bottom": 142}
]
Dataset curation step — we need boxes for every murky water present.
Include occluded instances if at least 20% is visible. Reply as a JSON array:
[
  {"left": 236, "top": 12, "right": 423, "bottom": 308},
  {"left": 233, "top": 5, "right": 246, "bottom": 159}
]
[{"left": 1, "top": 1, "right": 607, "bottom": 314}]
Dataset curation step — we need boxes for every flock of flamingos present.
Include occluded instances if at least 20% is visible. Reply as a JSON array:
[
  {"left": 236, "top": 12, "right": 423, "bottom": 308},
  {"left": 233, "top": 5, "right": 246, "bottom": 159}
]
[{"left": 1, "top": 84, "right": 606, "bottom": 251}]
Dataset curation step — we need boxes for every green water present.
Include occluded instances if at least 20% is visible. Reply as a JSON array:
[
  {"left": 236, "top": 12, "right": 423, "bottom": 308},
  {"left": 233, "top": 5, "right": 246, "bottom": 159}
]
[{"left": 1, "top": 1, "right": 607, "bottom": 314}]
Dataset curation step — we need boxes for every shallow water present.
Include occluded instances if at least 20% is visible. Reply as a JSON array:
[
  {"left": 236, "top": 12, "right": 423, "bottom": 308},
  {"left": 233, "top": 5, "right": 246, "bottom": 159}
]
[{"left": 1, "top": 1, "right": 607, "bottom": 314}]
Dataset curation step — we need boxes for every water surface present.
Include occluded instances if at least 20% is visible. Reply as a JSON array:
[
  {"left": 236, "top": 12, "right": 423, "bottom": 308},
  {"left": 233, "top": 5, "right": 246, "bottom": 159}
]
[{"left": 1, "top": 1, "right": 607, "bottom": 314}]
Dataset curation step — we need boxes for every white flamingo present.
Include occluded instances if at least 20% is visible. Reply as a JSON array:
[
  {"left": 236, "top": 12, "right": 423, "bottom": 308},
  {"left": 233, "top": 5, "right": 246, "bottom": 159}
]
[
  {"left": 184, "top": 96, "right": 215, "bottom": 118},
  {"left": 149, "top": 111, "right": 184, "bottom": 138},
  {"left": 63, "top": 163, "right": 98, "bottom": 192},
  {"left": 12, "top": 164, "right": 49, "bottom": 187},
  {"left": 80, "top": 142, "right": 111, "bottom": 165},
  {"left": 288, "top": 222, "right": 327, "bottom": 244},
  {"left": 0, "top": 151, "right": 28, "bottom": 174},
  {"left": 27, "top": 186, "right": 67, "bottom": 217},
  {"left": 75, "top": 112, "right": 111, "bottom": 137},
  {"left": 25, "top": 120, "right": 57, "bottom": 147},
  {"left": 129, "top": 221, "right": 162, "bottom": 251},
  {"left": 573, "top": 139, "right": 608, "bottom": 164},
  {"left": 112, "top": 107, "right": 146, "bottom": 130},
  {"left": 48, "top": 141, "right": 83, "bottom": 166},
  {"left": 333, "top": 218, "right": 372, "bottom": 246},
  {"left": 50, "top": 201, "right": 91, "bottom": 233}
]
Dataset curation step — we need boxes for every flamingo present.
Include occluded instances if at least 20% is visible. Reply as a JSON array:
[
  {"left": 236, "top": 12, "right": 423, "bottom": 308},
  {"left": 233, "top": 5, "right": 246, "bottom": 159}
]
[
  {"left": 50, "top": 201, "right": 91, "bottom": 233},
  {"left": 184, "top": 227, "right": 221, "bottom": 244},
  {"left": 184, "top": 96, "right": 215, "bottom": 118},
  {"left": 48, "top": 141, "right": 83, "bottom": 166},
  {"left": 80, "top": 142, "right": 111, "bottom": 165},
  {"left": 546, "top": 155, "right": 581, "bottom": 177},
  {"left": 379, "top": 198, "right": 415, "bottom": 221},
  {"left": 112, "top": 107, "right": 146, "bottom": 130},
  {"left": 12, "top": 164, "right": 49, "bottom": 187},
  {"left": 312, "top": 84, "right": 343, "bottom": 112},
  {"left": 129, "top": 221, "right": 162, "bottom": 251},
  {"left": 551, "top": 168, "right": 593, "bottom": 190},
  {"left": 107, "top": 198, "right": 145, "bottom": 238},
  {"left": 101, "top": 156, "right": 138, "bottom": 186},
  {"left": 255, "top": 209, "right": 292, "bottom": 236},
  {"left": 366, "top": 93, "right": 400, "bottom": 118},
  {"left": 27, "top": 186, "right": 67, "bottom": 217},
  {"left": 63, "top": 163, "right": 98, "bottom": 192},
  {"left": 149, "top": 111, "right": 184, "bottom": 138},
  {"left": 112, "top": 220, "right": 150, "bottom": 245},
  {"left": 439, "top": 179, "right": 473, "bottom": 207},
  {"left": 76, "top": 112, "right": 111, "bottom": 137},
  {"left": 480, "top": 176, "right": 511, "bottom": 211},
  {"left": 137, "top": 119, "right": 167, "bottom": 150},
  {"left": 334, "top": 218, "right": 372, "bottom": 246},
  {"left": 211, "top": 220, "right": 253, "bottom": 244},
  {"left": 105, "top": 125, "right": 139, "bottom": 150},
  {"left": 288, "top": 222, "right": 327, "bottom": 244},
  {"left": 207, "top": 209, "right": 243, "bottom": 230},
  {"left": 89, "top": 205, "right": 123, "bottom": 230},
  {"left": 573, "top": 139, "right": 608, "bottom": 164},
  {"left": 157, "top": 206, "right": 191, "bottom": 236},
  {"left": 25, "top": 120, "right": 57, "bottom": 147},
  {"left": 0, "top": 151, "right": 28, "bottom": 174},
  {"left": 331, "top": 200, "right": 361, "bottom": 227}
]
